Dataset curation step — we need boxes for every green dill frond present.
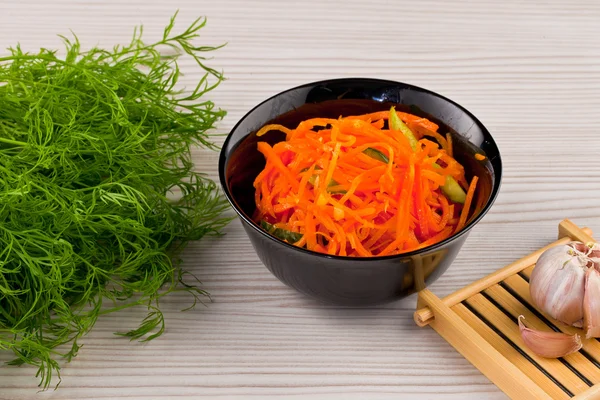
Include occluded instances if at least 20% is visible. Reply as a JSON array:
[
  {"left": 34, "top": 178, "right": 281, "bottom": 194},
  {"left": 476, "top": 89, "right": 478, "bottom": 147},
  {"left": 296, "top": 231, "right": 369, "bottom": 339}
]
[{"left": 0, "top": 11, "right": 230, "bottom": 389}]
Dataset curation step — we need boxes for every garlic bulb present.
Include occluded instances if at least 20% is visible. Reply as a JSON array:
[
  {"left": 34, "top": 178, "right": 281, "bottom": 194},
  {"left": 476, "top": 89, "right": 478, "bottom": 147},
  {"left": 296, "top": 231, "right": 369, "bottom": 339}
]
[{"left": 529, "top": 241, "right": 600, "bottom": 338}]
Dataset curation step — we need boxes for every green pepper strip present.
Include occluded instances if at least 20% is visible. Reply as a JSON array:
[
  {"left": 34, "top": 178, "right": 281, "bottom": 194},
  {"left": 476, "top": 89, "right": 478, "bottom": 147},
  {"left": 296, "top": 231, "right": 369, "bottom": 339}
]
[
  {"left": 389, "top": 106, "right": 418, "bottom": 151},
  {"left": 260, "top": 220, "right": 303, "bottom": 243},
  {"left": 362, "top": 147, "right": 389, "bottom": 163},
  {"left": 433, "top": 164, "right": 466, "bottom": 203}
]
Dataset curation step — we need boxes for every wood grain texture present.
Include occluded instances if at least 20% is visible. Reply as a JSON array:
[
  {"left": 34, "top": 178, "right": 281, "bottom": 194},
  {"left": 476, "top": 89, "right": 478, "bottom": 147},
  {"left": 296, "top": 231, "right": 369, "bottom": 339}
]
[{"left": 0, "top": 0, "right": 599, "bottom": 398}]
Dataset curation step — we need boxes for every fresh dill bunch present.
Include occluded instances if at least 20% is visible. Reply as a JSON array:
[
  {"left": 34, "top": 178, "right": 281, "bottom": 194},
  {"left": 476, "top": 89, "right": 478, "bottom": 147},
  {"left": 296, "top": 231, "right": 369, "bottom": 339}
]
[{"left": 0, "top": 12, "right": 230, "bottom": 389}]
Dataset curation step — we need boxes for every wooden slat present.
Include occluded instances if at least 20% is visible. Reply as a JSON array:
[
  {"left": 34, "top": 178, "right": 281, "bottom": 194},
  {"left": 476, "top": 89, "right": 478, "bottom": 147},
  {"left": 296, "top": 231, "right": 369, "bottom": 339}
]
[
  {"left": 416, "top": 289, "right": 550, "bottom": 400},
  {"left": 414, "top": 224, "right": 594, "bottom": 327},
  {"left": 521, "top": 264, "right": 535, "bottom": 279},
  {"left": 465, "top": 293, "right": 591, "bottom": 395},
  {"left": 502, "top": 274, "right": 600, "bottom": 362},
  {"left": 452, "top": 303, "right": 568, "bottom": 399},
  {"left": 572, "top": 384, "right": 600, "bottom": 399},
  {"left": 485, "top": 284, "right": 600, "bottom": 383},
  {"left": 559, "top": 219, "right": 597, "bottom": 244}
]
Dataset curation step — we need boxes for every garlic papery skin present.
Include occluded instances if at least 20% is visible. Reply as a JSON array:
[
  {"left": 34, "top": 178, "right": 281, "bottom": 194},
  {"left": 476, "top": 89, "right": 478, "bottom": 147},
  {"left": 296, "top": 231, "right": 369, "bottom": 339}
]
[
  {"left": 530, "top": 244, "right": 587, "bottom": 327},
  {"left": 529, "top": 241, "right": 600, "bottom": 336},
  {"left": 518, "top": 315, "right": 582, "bottom": 358},
  {"left": 584, "top": 267, "right": 600, "bottom": 339}
]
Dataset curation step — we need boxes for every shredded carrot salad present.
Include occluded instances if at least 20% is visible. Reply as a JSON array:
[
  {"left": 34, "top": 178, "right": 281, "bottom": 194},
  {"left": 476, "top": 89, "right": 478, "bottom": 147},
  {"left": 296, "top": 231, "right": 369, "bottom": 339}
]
[{"left": 252, "top": 107, "right": 479, "bottom": 257}]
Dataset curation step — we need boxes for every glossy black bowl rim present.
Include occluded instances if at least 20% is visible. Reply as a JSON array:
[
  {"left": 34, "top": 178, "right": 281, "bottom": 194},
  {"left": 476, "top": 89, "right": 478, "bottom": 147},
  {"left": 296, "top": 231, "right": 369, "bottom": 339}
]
[{"left": 218, "top": 77, "right": 503, "bottom": 261}]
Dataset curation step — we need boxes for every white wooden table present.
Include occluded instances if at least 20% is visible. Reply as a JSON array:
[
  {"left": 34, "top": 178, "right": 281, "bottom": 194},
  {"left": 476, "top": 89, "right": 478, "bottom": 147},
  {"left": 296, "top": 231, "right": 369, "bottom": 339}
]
[{"left": 1, "top": 1, "right": 599, "bottom": 399}]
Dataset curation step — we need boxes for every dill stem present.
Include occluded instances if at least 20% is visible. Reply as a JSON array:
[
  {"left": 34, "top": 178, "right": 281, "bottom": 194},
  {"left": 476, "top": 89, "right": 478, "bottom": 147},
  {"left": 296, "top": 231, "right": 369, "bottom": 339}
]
[
  {"left": 97, "top": 300, "right": 146, "bottom": 316},
  {"left": 0, "top": 137, "right": 26, "bottom": 146}
]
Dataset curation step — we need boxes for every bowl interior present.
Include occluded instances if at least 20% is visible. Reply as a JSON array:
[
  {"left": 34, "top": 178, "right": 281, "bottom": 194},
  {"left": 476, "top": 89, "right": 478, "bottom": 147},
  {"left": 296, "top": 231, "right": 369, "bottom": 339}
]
[{"left": 221, "top": 79, "right": 501, "bottom": 254}]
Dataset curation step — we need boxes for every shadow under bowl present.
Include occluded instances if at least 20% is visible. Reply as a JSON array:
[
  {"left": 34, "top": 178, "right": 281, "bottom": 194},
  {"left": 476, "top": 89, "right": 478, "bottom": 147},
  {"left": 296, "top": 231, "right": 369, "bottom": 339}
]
[{"left": 218, "top": 78, "right": 502, "bottom": 306}]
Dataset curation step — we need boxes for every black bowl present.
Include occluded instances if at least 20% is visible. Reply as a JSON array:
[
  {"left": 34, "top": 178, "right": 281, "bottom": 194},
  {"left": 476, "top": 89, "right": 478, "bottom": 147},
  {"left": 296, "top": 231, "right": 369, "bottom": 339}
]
[{"left": 218, "top": 78, "right": 502, "bottom": 306}]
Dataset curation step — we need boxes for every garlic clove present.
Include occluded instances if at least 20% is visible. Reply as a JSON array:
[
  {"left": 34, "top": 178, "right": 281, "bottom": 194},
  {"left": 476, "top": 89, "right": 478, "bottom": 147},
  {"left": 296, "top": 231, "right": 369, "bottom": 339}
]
[
  {"left": 584, "top": 267, "right": 600, "bottom": 338},
  {"left": 518, "top": 315, "right": 582, "bottom": 358}
]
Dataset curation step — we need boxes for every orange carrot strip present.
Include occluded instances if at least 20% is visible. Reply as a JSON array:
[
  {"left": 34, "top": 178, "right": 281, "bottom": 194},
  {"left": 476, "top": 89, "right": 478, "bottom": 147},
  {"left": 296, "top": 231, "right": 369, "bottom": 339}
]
[
  {"left": 337, "top": 165, "right": 387, "bottom": 205},
  {"left": 421, "top": 169, "right": 446, "bottom": 187},
  {"left": 297, "top": 163, "right": 317, "bottom": 201},
  {"left": 410, "top": 117, "right": 439, "bottom": 132},
  {"left": 418, "top": 227, "right": 453, "bottom": 249},
  {"left": 426, "top": 199, "right": 441, "bottom": 208},
  {"left": 327, "top": 198, "right": 378, "bottom": 229},
  {"left": 455, "top": 176, "right": 479, "bottom": 234},
  {"left": 348, "top": 111, "right": 439, "bottom": 131},
  {"left": 349, "top": 230, "right": 372, "bottom": 257},
  {"left": 340, "top": 119, "right": 412, "bottom": 154},
  {"left": 427, "top": 131, "right": 448, "bottom": 153},
  {"left": 413, "top": 164, "right": 430, "bottom": 239},
  {"left": 323, "top": 142, "right": 342, "bottom": 192},
  {"left": 407, "top": 230, "right": 420, "bottom": 249},
  {"left": 304, "top": 211, "right": 317, "bottom": 250},
  {"left": 419, "top": 138, "right": 440, "bottom": 155},
  {"left": 257, "top": 142, "right": 299, "bottom": 190},
  {"left": 371, "top": 119, "right": 385, "bottom": 129},
  {"left": 256, "top": 124, "right": 292, "bottom": 137},
  {"left": 363, "top": 225, "right": 388, "bottom": 249},
  {"left": 411, "top": 124, "right": 448, "bottom": 151},
  {"left": 345, "top": 111, "right": 389, "bottom": 122},
  {"left": 430, "top": 194, "right": 451, "bottom": 233},
  {"left": 378, "top": 162, "right": 415, "bottom": 256}
]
